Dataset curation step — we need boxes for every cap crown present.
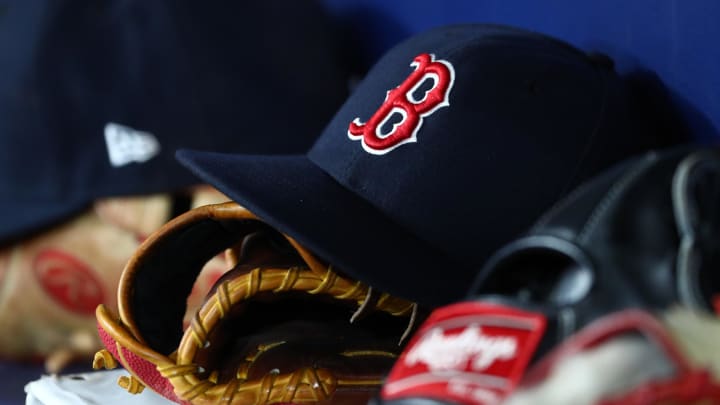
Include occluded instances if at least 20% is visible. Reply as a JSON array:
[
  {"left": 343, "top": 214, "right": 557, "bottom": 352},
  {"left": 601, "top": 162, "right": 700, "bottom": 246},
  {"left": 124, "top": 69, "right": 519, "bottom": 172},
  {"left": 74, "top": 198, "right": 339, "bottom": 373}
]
[{"left": 309, "top": 24, "right": 650, "bottom": 270}]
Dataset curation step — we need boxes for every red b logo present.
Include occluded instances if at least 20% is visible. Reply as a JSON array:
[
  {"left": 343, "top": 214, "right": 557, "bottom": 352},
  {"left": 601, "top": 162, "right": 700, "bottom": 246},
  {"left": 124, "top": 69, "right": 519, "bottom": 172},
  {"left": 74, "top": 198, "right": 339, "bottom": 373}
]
[{"left": 348, "top": 53, "right": 455, "bottom": 155}]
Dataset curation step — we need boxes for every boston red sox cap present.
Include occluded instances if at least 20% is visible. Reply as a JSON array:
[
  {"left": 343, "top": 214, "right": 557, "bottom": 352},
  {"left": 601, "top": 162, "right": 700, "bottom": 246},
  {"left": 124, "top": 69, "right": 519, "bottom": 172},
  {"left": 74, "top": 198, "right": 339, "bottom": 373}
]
[
  {"left": 0, "top": 0, "right": 353, "bottom": 243},
  {"left": 177, "top": 24, "right": 679, "bottom": 307}
]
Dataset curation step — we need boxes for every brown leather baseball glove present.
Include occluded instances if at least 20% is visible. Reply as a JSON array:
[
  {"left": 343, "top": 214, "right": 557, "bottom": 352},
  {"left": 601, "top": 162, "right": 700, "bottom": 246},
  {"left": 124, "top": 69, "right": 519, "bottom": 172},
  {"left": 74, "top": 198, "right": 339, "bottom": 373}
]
[{"left": 93, "top": 202, "right": 421, "bottom": 404}]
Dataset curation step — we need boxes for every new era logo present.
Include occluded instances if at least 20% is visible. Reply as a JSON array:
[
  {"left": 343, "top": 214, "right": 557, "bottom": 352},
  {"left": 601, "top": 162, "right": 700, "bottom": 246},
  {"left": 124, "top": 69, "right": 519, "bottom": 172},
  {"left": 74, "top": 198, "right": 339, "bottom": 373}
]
[{"left": 104, "top": 122, "right": 160, "bottom": 167}]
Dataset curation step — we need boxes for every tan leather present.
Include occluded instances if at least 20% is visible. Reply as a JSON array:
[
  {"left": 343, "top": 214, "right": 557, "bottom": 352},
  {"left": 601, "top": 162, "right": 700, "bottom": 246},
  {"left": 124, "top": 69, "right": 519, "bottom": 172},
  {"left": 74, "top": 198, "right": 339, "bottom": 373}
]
[
  {"left": 95, "top": 202, "right": 419, "bottom": 404},
  {"left": 0, "top": 187, "right": 229, "bottom": 373}
]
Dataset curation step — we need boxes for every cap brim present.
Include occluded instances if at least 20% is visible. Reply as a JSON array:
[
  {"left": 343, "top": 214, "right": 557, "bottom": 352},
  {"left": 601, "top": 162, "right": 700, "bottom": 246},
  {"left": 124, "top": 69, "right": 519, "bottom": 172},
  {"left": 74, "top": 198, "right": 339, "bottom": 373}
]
[
  {"left": 176, "top": 149, "right": 462, "bottom": 306},
  {"left": 0, "top": 200, "right": 88, "bottom": 243}
]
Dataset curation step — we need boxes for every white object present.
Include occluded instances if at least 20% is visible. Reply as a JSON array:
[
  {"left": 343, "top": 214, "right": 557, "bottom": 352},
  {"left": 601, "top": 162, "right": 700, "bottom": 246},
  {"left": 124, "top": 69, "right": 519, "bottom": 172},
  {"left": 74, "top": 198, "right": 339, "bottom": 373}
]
[
  {"left": 25, "top": 369, "right": 174, "bottom": 405},
  {"left": 504, "top": 336, "right": 673, "bottom": 405},
  {"left": 104, "top": 122, "right": 160, "bottom": 167}
]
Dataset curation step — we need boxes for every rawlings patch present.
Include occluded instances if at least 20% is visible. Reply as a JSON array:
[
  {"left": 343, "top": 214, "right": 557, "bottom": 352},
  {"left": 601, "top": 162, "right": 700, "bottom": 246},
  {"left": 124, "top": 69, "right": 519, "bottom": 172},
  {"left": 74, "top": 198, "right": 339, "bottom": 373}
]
[
  {"left": 381, "top": 302, "right": 545, "bottom": 405},
  {"left": 33, "top": 249, "right": 105, "bottom": 316},
  {"left": 348, "top": 53, "right": 454, "bottom": 155}
]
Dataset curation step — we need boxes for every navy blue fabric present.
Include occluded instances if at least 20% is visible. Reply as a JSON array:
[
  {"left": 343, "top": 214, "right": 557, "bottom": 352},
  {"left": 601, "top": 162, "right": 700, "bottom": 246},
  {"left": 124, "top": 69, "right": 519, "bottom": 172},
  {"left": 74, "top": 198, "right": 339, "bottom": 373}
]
[
  {"left": 322, "top": 0, "right": 720, "bottom": 142},
  {"left": 0, "top": 361, "right": 43, "bottom": 404},
  {"left": 178, "top": 24, "right": 679, "bottom": 306},
  {"left": 0, "top": 0, "right": 352, "bottom": 242}
]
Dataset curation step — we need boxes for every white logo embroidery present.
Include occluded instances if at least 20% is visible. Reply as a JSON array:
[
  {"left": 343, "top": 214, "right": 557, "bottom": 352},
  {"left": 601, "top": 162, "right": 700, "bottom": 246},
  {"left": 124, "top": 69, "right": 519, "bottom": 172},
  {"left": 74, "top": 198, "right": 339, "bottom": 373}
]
[
  {"left": 104, "top": 122, "right": 160, "bottom": 167},
  {"left": 405, "top": 325, "right": 517, "bottom": 372}
]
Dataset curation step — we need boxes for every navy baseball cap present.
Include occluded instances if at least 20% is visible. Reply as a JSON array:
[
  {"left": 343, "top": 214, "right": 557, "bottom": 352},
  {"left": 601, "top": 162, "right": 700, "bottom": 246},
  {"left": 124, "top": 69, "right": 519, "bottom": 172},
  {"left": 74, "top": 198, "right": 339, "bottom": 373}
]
[
  {"left": 0, "top": 0, "right": 353, "bottom": 242},
  {"left": 178, "top": 24, "right": 679, "bottom": 307}
]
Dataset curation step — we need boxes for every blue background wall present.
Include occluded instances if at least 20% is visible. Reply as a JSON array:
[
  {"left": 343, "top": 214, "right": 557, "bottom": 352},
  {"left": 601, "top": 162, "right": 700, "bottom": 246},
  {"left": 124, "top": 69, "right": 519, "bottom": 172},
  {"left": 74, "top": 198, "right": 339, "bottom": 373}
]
[{"left": 322, "top": 0, "right": 720, "bottom": 142}]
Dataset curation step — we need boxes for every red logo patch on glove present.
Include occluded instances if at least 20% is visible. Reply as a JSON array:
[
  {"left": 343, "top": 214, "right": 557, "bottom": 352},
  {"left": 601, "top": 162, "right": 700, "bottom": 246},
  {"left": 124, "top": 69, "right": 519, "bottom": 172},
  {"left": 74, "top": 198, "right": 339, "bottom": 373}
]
[
  {"left": 381, "top": 301, "right": 546, "bottom": 405},
  {"left": 33, "top": 249, "right": 105, "bottom": 316}
]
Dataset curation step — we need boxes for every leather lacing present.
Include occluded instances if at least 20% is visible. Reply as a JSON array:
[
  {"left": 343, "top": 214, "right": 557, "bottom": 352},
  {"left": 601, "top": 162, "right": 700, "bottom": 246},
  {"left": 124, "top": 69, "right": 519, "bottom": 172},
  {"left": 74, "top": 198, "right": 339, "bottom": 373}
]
[{"left": 156, "top": 265, "right": 416, "bottom": 404}]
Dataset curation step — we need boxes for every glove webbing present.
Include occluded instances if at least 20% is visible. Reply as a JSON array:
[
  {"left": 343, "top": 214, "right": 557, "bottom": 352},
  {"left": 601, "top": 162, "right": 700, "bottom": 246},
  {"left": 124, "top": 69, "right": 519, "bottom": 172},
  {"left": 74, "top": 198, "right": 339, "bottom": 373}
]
[{"left": 161, "top": 266, "right": 415, "bottom": 404}]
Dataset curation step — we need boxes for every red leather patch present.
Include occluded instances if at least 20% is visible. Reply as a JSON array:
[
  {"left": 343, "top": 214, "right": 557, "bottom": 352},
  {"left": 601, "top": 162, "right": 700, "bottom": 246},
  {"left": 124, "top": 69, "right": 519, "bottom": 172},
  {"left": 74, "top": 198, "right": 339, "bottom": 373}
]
[
  {"left": 713, "top": 294, "right": 720, "bottom": 315},
  {"left": 33, "top": 249, "right": 105, "bottom": 316},
  {"left": 381, "top": 301, "right": 546, "bottom": 405},
  {"left": 119, "top": 346, "right": 180, "bottom": 402},
  {"left": 97, "top": 322, "right": 183, "bottom": 404},
  {"left": 97, "top": 323, "right": 122, "bottom": 364}
]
